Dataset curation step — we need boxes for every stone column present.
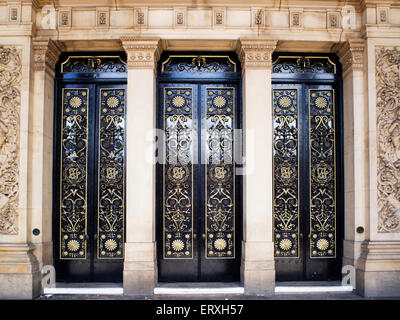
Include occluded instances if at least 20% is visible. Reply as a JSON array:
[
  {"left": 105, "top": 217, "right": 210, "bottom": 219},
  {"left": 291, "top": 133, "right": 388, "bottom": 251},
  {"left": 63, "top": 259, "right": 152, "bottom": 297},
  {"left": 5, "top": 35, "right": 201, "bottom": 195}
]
[
  {"left": 30, "top": 39, "right": 63, "bottom": 271},
  {"left": 0, "top": 40, "right": 40, "bottom": 299},
  {"left": 354, "top": 42, "right": 400, "bottom": 297},
  {"left": 236, "top": 39, "right": 277, "bottom": 296},
  {"left": 335, "top": 39, "right": 368, "bottom": 276},
  {"left": 121, "top": 37, "right": 162, "bottom": 296}
]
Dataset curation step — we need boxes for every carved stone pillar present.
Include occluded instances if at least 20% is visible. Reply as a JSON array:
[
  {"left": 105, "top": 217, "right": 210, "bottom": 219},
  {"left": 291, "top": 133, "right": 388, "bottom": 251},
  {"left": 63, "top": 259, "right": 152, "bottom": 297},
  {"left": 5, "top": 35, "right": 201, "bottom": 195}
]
[
  {"left": 334, "top": 39, "right": 368, "bottom": 285},
  {"left": 30, "top": 39, "right": 63, "bottom": 274},
  {"left": 354, "top": 44, "right": 400, "bottom": 297},
  {"left": 121, "top": 37, "right": 162, "bottom": 296},
  {"left": 0, "top": 44, "right": 40, "bottom": 299},
  {"left": 236, "top": 38, "right": 277, "bottom": 296}
]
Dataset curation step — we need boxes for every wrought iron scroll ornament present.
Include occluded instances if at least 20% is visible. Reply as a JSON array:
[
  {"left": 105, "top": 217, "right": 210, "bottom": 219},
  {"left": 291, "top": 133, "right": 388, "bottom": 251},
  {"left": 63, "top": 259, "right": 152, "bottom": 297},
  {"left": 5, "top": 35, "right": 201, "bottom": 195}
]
[
  {"left": 61, "top": 56, "right": 126, "bottom": 73},
  {"left": 205, "top": 88, "right": 235, "bottom": 259},
  {"left": 273, "top": 89, "right": 300, "bottom": 258},
  {"left": 309, "top": 89, "right": 336, "bottom": 258},
  {"left": 97, "top": 88, "right": 126, "bottom": 259},
  {"left": 163, "top": 88, "right": 194, "bottom": 259},
  {"left": 60, "top": 88, "right": 89, "bottom": 259},
  {"left": 161, "top": 55, "right": 236, "bottom": 73},
  {"left": 272, "top": 56, "right": 336, "bottom": 74}
]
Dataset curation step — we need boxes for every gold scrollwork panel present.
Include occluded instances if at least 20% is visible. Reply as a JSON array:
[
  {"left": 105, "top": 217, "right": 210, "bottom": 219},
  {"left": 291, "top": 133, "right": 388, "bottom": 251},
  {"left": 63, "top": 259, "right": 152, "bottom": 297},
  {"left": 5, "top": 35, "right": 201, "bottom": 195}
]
[
  {"left": 60, "top": 88, "right": 89, "bottom": 259},
  {"left": 97, "top": 88, "right": 126, "bottom": 259},
  {"left": 272, "top": 89, "right": 300, "bottom": 258},
  {"left": 309, "top": 89, "right": 336, "bottom": 258},
  {"left": 205, "top": 87, "right": 235, "bottom": 259},
  {"left": 163, "top": 88, "right": 194, "bottom": 259}
]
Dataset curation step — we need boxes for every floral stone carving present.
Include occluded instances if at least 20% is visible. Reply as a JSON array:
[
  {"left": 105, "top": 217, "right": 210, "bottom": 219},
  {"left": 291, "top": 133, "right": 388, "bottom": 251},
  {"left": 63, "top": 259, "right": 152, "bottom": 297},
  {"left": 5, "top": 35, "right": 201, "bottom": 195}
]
[
  {"left": 0, "top": 46, "right": 21, "bottom": 234},
  {"left": 376, "top": 46, "right": 400, "bottom": 233}
]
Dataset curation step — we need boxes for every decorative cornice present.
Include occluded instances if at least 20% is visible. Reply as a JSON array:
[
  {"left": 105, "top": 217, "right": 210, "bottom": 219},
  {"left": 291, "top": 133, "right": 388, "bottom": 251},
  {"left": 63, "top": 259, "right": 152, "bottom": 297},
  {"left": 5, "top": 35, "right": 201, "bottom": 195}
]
[
  {"left": 120, "top": 37, "right": 162, "bottom": 70},
  {"left": 236, "top": 39, "right": 278, "bottom": 70},
  {"left": 32, "top": 39, "right": 63, "bottom": 73},
  {"left": 334, "top": 39, "right": 365, "bottom": 74}
]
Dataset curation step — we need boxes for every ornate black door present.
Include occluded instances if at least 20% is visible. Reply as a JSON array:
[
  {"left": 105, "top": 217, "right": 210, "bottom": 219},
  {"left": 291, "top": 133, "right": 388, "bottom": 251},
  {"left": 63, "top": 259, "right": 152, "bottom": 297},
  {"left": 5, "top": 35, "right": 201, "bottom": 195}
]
[
  {"left": 156, "top": 54, "right": 242, "bottom": 282},
  {"left": 53, "top": 55, "right": 127, "bottom": 282},
  {"left": 272, "top": 55, "right": 344, "bottom": 281}
]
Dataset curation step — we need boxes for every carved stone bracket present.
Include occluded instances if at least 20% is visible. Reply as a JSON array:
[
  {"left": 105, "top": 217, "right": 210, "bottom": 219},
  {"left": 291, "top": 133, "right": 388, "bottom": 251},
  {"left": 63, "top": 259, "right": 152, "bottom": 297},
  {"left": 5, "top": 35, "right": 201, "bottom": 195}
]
[
  {"left": 236, "top": 39, "right": 278, "bottom": 70},
  {"left": 335, "top": 39, "right": 365, "bottom": 74},
  {"left": 32, "top": 39, "right": 63, "bottom": 73},
  {"left": 0, "top": 45, "right": 22, "bottom": 235},
  {"left": 120, "top": 37, "right": 162, "bottom": 71}
]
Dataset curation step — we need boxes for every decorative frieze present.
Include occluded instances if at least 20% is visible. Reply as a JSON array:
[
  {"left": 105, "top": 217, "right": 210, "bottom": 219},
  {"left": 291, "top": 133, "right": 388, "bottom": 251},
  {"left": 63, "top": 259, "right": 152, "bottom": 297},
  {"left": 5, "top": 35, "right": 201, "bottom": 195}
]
[
  {"left": 32, "top": 39, "right": 63, "bottom": 73},
  {"left": 8, "top": 4, "right": 21, "bottom": 24},
  {"left": 252, "top": 8, "right": 265, "bottom": 28},
  {"left": 377, "top": 7, "right": 390, "bottom": 25},
  {"left": 120, "top": 37, "right": 161, "bottom": 70},
  {"left": 327, "top": 11, "right": 341, "bottom": 30},
  {"left": 289, "top": 9, "right": 303, "bottom": 30},
  {"left": 236, "top": 39, "right": 277, "bottom": 70},
  {"left": 0, "top": 46, "right": 21, "bottom": 235},
  {"left": 58, "top": 7, "right": 71, "bottom": 29},
  {"left": 174, "top": 7, "right": 187, "bottom": 28},
  {"left": 96, "top": 7, "right": 110, "bottom": 29},
  {"left": 134, "top": 7, "right": 148, "bottom": 28},
  {"left": 335, "top": 39, "right": 365, "bottom": 74},
  {"left": 213, "top": 7, "right": 226, "bottom": 28},
  {"left": 375, "top": 46, "right": 400, "bottom": 233}
]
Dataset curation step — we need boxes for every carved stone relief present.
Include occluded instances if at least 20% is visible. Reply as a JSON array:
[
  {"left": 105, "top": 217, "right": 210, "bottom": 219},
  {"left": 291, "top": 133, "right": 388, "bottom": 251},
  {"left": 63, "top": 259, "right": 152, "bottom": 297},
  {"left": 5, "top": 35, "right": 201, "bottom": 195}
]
[
  {"left": 376, "top": 46, "right": 400, "bottom": 233},
  {"left": 0, "top": 46, "right": 21, "bottom": 235}
]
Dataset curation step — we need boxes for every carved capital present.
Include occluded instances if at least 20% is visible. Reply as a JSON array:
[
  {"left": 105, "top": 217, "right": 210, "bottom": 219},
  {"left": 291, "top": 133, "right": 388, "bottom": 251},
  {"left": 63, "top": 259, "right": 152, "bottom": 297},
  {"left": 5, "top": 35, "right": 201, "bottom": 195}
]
[
  {"left": 32, "top": 39, "right": 63, "bottom": 73},
  {"left": 236, "top": 39, "right": 277, "bottom": 70},
  {"left": 335, "top": 39, "right": 365, "bottom": 73},
  {"left": 120, "top": 37, "right": 162, "bottom": 71}
]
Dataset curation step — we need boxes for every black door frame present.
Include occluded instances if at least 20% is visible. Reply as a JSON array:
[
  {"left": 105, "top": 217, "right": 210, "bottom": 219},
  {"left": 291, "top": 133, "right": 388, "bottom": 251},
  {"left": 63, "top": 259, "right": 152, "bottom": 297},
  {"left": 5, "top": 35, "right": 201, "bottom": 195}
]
[
  {"left": 156, "top": 52, "right": 243, "bottom": 282},
  {"left": 52, "top": 52, "right": 127, "bottom": 282},
  {"left": 271, "top": 52, "right": 345, "bottom": 281}
]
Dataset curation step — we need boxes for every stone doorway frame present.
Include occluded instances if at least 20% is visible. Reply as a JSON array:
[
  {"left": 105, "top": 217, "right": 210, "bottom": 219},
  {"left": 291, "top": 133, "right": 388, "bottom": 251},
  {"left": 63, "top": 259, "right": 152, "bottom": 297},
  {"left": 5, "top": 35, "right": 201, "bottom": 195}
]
[{"left": 1, "top": 36, "right": 369, "bottom": 298}]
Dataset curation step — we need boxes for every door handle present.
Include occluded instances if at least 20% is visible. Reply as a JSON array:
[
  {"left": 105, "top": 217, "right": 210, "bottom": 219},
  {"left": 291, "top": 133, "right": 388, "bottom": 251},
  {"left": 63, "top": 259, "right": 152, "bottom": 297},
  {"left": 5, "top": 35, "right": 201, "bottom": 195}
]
[
  {"left": 93, "top": 234, "right": 98, "bottom": 240},
  {"left": 202, "top": 234, "right": 206, "bottom": 239},
  {"left": 193, "top": 234, "right": 197, "bottom": 239}
]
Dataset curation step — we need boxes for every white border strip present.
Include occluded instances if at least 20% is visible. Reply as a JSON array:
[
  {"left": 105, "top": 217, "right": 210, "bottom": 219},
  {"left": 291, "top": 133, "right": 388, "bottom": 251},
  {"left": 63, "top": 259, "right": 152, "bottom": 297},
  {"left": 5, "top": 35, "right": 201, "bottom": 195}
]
[
  {"left": 154, "top": 287, "right": 244, "bottom": 295},
  {"left": 43, "top": 287, "right": 123, "bottom": 295},
  {"left": 275, "top": 286, "right": 353, "bottom": 293}
]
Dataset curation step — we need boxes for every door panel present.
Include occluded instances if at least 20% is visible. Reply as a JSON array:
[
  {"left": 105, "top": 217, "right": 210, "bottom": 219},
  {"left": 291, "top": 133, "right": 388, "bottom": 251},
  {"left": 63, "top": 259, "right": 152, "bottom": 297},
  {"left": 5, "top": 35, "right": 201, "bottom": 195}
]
[
  {"left": 157, "top": 83, "right": 241, "bottom": 282},
  {"left": 200, "top": 85, "right": 240, "bottom": 281},
  {"left": 272, "top": 84, "right": 304, "bottom": 280},
  {"left": 55, "top": 83, "right": 126, "bottom": 282},
  {"left": 158, "top": 84, "right": 198, "bottom": 281},
  {"left": 57, "top": 85, "right": 92, "bottom": 281},
  {"left": 273, "top": 83, "right": 342, "bottom": 281},
  {"left": 305, "top": 85, "right": 341, "bottom": 280}
]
